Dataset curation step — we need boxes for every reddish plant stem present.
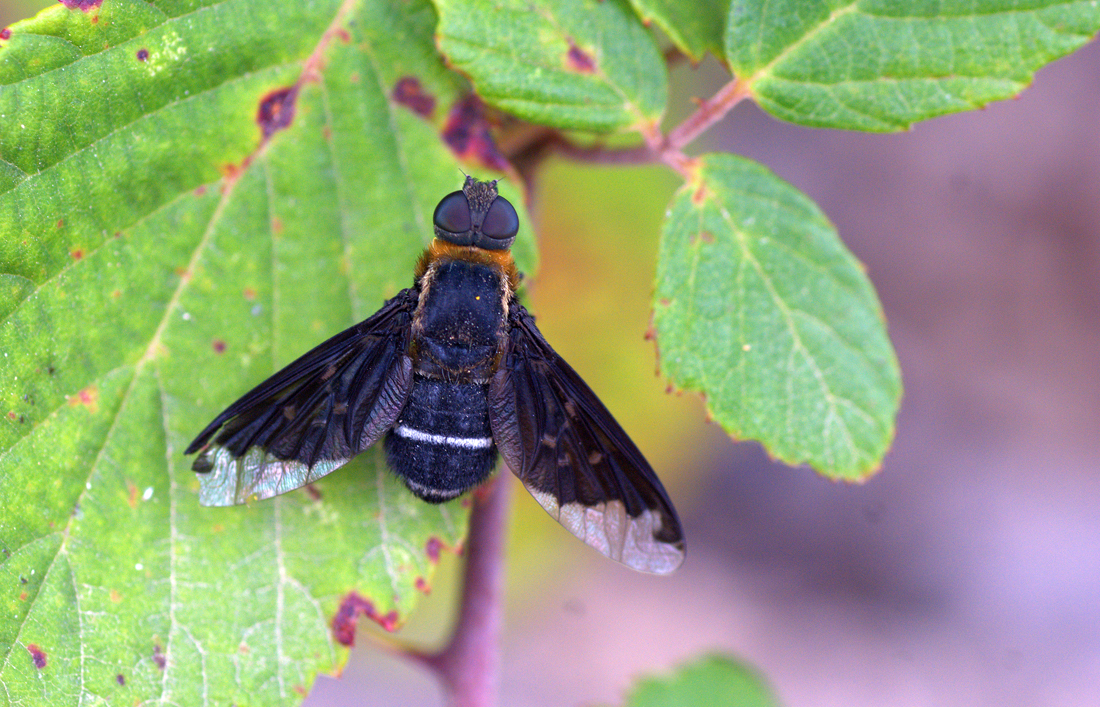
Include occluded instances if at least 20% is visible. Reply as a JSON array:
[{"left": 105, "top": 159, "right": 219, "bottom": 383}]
[
  {"left": 411, "top": 475, "right": 511, "bottom": 707},
  {"left": 666, "top": 77, "right": 748, "bottom": 152},
  {"left": 535, "top": 77, "right": 750, "bottom": 178}
]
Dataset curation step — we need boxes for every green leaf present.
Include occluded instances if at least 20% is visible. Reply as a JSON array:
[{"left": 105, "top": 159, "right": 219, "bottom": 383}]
[
  {"left": 0, "top": 0, "right": 534, "bottom": 703},
  {"left": 653, "top": 154, "right": 900, "bottom": 479},
  {"left": 434, "top": 0, "right": 668, "bottom": 132},
  {"left": 627, "top": 0, "right": 729, "bottom": 63},
  {"left": 726, "top": 0, "right": 1100, "bottom": 131},
  {"left": 623, "top": 654, "right": 780, "bottom": 707}
]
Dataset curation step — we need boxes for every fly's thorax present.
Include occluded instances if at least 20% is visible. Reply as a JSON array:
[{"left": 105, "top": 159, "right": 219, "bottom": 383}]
[{"left": 411, "top": 249, "right": 512, "bottom": 377}]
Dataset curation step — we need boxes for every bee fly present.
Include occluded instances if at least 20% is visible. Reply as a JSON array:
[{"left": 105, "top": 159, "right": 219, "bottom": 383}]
[{"left": 186, "top": 178, "right": 684, "bottom": 573}]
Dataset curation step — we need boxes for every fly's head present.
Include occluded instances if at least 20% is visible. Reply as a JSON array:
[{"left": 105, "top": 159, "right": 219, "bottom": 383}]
[{"left": 433, "top": 177, "right": 519, "bottom": 251}]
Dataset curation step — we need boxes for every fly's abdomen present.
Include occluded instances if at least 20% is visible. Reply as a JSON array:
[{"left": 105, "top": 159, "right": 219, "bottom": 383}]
[{"left": 383, "top": 375, "right": 497, "bottom": 502}]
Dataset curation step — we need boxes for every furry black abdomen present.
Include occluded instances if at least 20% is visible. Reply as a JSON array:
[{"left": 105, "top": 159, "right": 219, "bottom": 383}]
[{"left": 383, "top": 375, "right": 498, "bottom": 503}]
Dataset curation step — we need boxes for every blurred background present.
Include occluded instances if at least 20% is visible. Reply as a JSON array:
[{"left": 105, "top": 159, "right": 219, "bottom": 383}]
[{"left": 7, "top": 2, "right": 1097, "bottom": 705}]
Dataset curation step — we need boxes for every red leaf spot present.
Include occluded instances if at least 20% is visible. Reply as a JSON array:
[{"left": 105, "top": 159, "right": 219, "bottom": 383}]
[
  {"left": 331, "top": 590, "right": 403, "bottom": 644},
  {"left": 127, "top": 482, "right": 139, "bottom": 509},
  {"left": 425, "top": 536, "right": 445, "bottom": 563},
  {"left": 333, "top": 28, "right": 350, "bottom": 43},
  {"left": 109, "top": 589, "right": 122, "bottom": 603},
  {"left": 71, "top": 249, "right": 83, "bottom": 260},
  {"left": 6, "top": 411, "right": 14, "bottom": 420},
  {"left": 271, "top": 216, "right": 283, "bottom": 234},
  {"left": 0, "top": 28, "right": 12, "bottom": 40},
  {"left": 691, "top": 230, "right": 715, "bottom": 245},
  {"left": 294, "top": 685, "right": 307, "bottom": 696},
  {"left": 238, "top": 642, "right": 250, "bottom": 654},
  {"left": 442, "top": 95, "right": 509, "bottom": 172},
  {"left": 243, "top": 287, "right": 257, "bottom": 301},
  {"left": 70, "top": 386, "right": 99, "bottom": 412},
  {"left": 212, "top": 339, "right": 226, "bottom": 354},
  {"left": 116, "top": 674, "right": 125, "bottom": 686},
  {"left": 19, "top": 591, "right": 27, "bottom": 601},
  {"left": 152, "top": 644, "right": 166, "bottom": 670},
  {"left": 392, "top": 77, "right": 435, "bottom": 119},
  {"left": 566, "top": 41, "right": 596, "bottom": 73},
  {"left": 174, "top": 267, "right": 191, "bottom": 281},
  {"left": 691, "top": 184, "right": 710, "bottom": 205},
  {"left": 136, "top": 48, "right": 149, "bottom": 61},
  {"left": 414, "top": 576, "right": 430, "bottom": 594},
  {"left": 59, "top": 0, "right": 103, "bottom": 11},
  {"left": 194, "top": 185, "right": 207, "bottom": 196},
  {"left": 111, "top": 289, "right": 121, "bottom": 299},
  {"left": 658, "top": 298, "right": 671, "bottom": 307},
  {"left": 332, "top": 591, "right": 371, "bottom": 645},
  {"left": 322, "top": 125, "right": 332, "bottom": 141},
  {"left": 27, "top": 644, "right": 46, "bottom": 669},
  {"left": 257, "top": 86, "right": 298, "bottom": 139}
]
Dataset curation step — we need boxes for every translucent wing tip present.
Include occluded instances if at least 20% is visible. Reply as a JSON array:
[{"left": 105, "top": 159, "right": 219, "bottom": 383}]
[{"left": 528, "top": 488, "right": 685, "bottom": 574}]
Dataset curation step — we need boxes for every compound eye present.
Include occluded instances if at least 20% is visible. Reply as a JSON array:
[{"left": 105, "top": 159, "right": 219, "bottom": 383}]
[
  {"left": 481, "top": 196, "right": 519, "bottom": 243},
  {"left": 433, "top": 191, "right": 471, "bottom": 235}
]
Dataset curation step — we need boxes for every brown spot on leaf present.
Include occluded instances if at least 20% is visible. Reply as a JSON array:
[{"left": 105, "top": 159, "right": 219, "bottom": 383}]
[
  {"left": 27, "top": 644, "right": 46, "bottom": 669},
  {"left": 116, "top": 673, "right": 125, "bottom": 686},
  {"left": 70, "top": 386, "right": 99, "bottom": 412},
  {"left": 691, "top": 230, "right": 715, "bottom": 245},
  {"left": 332, "top": 591, "right": 399, "bottom": 645},
  {"left": 271, "top": 216, "right": 283, "bottom": 234},
  {"left": 691, "top": 183, "right": 711, "bottom": 205},
  {"left": 294, "top": 685, "right": 307, "bottom": 696},
  {"left": 110, "top": 589, "right": 122, "bottom": 603},
  {"left": 19, "top": 591, "right": 27, "bottom": 601},
  {"left": 442, "top": 95, "right": 509, "bottom": 172},
  {"left": 56, "top": 219, "right": 64, "bottom": 229},
  {"left": 257, "top": 86, "right": 298, "bottom": 139},
  {"left": 212, "top": 339, "right": 226, "bottom": 354},
  {"left": 392, "top": 77, "right": 435, "bottom": 118},
  {"left": 136, "top": 48, "right": 149, "bottom": 61},
  {"left": 152, "top": 644, "right": 166, "bottom": 670},
  {"left": 414, "top": 576, "right": 429, "bottom": 594},
  {"left": 6, "top": 411, "right": 14, "bottom": 421},
  {"left": 565, "top": 40, "right": 596, "bottom": 73},
  {"left": 305, "top": 484, "right": 322, "bottom": 501},
  {"left": 425, "top": 536, "right": 444, "bottom": 563},
  {"left": 220, "top": 163, "right": 243, "bottom": 181},
  {"left": 59, "top": 0, "right": 102, "bottom": 10},
  {"left": 194, "top": 185, "right": 207, "bottom": 196},
  {"left": 243, "top": 287, "right": 256, "bottom": 300},
  {"left": 127, "top": 482, "right": 139, "bottom": 509}
]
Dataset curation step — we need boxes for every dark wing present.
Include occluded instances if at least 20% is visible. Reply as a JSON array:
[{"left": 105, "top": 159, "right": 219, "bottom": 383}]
[
  {"left": 186, "top": 288, "right": 417, "bottom": 506},
  {"left": 488, "top": 302, "right": 685, "bottom": 574}
]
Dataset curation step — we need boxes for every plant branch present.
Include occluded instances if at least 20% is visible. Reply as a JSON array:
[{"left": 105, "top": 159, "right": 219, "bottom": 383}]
[
  {"left": 503, "top": 77, "right": 750, "bottom": 180},
  {"left": 408, "top": 474, "right": 511, "bottom": 707}
]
